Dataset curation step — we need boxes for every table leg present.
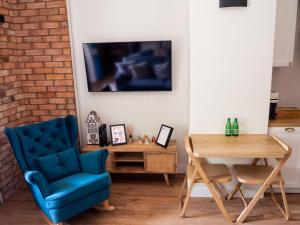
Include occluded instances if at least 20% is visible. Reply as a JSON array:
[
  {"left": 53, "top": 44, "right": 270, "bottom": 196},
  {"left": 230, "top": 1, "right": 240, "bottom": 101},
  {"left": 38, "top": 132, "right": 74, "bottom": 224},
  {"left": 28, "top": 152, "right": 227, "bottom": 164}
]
[
  {"left": 279, "top": 178, "right": 290, "bottom": 220},
  {"left": 179, "top": 175, "right": 188, "bottom": 215},
  {"left": 207, "top": 183, "right": 233, "bottom": 223},
  {"left": 236, "top": 158, "right": 286, "bottom": 223},
  {"left": 164, "top": 174, "right": 170, "bottom": 187},
  {"left": 228, "top": 182, "right": 241, "bottom": 200},
  {"left": 180, "top": 174, "right": 195, "bottom": 217}
]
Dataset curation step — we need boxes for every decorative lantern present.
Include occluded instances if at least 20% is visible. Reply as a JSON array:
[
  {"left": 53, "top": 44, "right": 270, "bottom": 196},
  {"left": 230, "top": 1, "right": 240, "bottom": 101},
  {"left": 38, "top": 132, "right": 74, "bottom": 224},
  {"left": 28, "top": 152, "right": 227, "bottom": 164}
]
[{"left": 85, "top": 111, "right": 101, "bottom": 145}]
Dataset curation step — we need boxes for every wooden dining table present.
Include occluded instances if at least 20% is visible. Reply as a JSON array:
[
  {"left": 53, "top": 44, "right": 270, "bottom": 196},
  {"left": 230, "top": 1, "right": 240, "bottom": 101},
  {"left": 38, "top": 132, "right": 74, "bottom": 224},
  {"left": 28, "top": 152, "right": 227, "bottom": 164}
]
[{"left": 190, "top": 134, "right": 290, "bottom": 223}]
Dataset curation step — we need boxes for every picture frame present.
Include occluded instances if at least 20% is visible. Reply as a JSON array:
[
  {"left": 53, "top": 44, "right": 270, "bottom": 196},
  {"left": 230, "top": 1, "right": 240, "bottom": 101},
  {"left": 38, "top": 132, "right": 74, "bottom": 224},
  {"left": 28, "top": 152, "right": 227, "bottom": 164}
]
[
  {"left": 110, "top": 124, "right": 127, "bottom": 146},
  {"left": 156, "top": 124, "right": 174, "bottom": 148}
]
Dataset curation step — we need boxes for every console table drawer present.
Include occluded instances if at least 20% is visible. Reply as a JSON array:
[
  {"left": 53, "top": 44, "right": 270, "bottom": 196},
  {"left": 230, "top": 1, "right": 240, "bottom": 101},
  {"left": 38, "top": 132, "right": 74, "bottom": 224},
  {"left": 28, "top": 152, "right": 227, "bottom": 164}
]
[{"left": 145, "top": 153, "right": 176, "bottom": 173}]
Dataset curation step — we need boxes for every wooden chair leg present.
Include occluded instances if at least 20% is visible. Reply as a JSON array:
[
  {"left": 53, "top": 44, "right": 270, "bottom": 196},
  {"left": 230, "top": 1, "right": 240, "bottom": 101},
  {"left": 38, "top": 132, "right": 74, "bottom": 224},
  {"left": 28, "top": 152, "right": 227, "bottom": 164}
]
[
  {"left": 269, "top": 180, "right": 289, "bottom": 220},
  {"left": 228, "top": 182, "right": 242, "bottom": 200},
  {"left": 279, "top": 180, "right": 290, "bottom": 220},
  {"left": 164, "top": 174, "right": 170, "bottom": 187},
  {"left": 180, "top": 170, "right": 197, "bottom": 217},
  {"left": 207, "top": 183, "right": 233, "bottom": 223},
  {"left": 270, "top": 185, "right": 285, "bottom": 217},
  {"left": 180, "top": 180, "right": 194, "bottom": 217},
  {"left": 212, "top": 183, "right": 225, "bottom": 201},
  {"left": 237, "top": 185, "right": 248, "bottom": 208},
  {"left": 179, "top": 175, "right": 188, "bottom": 213},
  {"left": 94, "top": 200, "right": 115, "bottom": 211},
  {"left": 102, "top": 200, "right": 115, "bottom": 211}
]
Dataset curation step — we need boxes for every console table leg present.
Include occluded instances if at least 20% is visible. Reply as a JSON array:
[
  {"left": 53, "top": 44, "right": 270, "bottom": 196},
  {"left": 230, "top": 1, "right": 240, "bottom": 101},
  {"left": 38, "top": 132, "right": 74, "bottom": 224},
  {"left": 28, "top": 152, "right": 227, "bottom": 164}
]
[{"left": 164, "top": 174, "right": 170, "bottom": 187}]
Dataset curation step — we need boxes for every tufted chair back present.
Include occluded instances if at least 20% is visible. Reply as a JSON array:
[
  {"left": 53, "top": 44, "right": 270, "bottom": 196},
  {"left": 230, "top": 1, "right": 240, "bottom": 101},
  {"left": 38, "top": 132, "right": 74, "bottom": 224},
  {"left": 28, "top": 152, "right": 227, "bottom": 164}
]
[{"left": 5, "top": 115, "right": 78, "bottom": 173}]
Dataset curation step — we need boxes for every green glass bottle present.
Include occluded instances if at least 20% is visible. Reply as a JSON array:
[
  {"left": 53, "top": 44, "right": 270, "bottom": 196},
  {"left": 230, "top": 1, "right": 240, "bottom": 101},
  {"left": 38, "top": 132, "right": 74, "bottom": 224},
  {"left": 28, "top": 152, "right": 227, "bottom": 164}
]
[
  {"left": 225, "top": 118, "right": 232, "bottom": 136},
  {"left": 232, "top": 118, "right": 239, "bottom": 136}
]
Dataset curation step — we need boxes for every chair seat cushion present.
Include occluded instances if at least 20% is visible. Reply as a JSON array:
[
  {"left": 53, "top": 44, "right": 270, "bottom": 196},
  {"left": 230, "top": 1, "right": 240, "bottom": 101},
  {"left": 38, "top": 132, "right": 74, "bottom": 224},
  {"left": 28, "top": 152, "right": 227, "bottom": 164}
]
[
  {"left": 187, "top": 164, "right": 231, "bottom": 183},
  {"left": 233, "top": 164, "right": 281, "bottom": 185},
  {"left": 46, "top": 173, "right": 111, "bottom": 209},
  {"left": 36, "top": 148, "right": 80, "bottom": 182}
]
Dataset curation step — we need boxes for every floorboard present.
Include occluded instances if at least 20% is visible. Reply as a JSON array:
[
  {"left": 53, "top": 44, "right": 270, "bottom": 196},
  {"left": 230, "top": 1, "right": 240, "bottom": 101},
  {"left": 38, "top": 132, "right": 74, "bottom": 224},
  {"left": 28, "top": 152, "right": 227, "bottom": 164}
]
[{"left": 0, "top": 174, "right": 299, "bottom": 225}]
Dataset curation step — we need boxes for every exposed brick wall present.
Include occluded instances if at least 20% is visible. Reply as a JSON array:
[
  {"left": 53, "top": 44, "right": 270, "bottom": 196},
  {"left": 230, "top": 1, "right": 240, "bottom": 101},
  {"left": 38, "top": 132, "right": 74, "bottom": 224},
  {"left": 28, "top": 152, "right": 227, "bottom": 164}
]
[
  {"left": 18, "top": 0, "right": 76, "bottom": 123},
  {"left": 0, "top": 0, "right": 28, "bottom": 200},
  {"left": 0, "top": 0, "right": 76, "bottom": 200}
]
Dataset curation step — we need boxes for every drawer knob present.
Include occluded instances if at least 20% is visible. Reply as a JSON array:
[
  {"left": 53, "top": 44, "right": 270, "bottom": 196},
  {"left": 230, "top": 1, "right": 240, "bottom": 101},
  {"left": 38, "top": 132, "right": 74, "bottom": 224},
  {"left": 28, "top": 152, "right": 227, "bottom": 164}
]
[{"left": 284, "top": 128, "right": 295, "bottom": 132}]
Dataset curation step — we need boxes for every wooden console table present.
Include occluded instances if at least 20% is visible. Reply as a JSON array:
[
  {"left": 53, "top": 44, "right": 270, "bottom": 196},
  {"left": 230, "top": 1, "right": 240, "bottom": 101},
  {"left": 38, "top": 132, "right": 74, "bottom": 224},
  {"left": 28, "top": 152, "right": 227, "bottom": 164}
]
[{"left": 82, "top": 140, "right": 177, "bottom": 186}]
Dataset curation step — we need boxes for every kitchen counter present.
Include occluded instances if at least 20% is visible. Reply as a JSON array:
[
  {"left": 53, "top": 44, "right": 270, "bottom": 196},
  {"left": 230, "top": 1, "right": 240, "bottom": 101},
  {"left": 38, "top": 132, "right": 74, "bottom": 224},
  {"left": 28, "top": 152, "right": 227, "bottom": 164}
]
[
  {"left": 269, "top": 118, "right": 300, "bottom": 127},
  {"left": 269, "top": 108, "right": 300, "bottom": 127}
]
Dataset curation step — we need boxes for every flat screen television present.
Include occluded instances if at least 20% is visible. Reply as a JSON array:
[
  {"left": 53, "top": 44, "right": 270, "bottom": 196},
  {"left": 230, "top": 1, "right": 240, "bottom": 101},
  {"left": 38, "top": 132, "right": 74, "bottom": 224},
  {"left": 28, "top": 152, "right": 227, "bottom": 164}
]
[{"left": 82, "top": 41, "right": 172, "bottom": 92}]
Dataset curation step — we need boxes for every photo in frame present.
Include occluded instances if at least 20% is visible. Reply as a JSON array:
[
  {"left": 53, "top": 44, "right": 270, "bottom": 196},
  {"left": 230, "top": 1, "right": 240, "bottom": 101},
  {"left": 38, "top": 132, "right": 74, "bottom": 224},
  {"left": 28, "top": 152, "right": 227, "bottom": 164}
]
[
  {"left": 156, "top": 124, "right": 174, "bottom": 148},
  {"left": 110, "top": 124, "right": 127, "bottom": 146}
]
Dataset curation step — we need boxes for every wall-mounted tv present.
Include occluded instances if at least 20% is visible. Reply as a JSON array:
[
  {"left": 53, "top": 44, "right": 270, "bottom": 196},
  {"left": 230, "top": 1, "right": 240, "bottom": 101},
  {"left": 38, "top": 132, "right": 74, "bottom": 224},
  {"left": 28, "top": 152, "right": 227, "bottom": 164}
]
[{"left": 82, "top": 41, "right": 172, "bottom": 92}]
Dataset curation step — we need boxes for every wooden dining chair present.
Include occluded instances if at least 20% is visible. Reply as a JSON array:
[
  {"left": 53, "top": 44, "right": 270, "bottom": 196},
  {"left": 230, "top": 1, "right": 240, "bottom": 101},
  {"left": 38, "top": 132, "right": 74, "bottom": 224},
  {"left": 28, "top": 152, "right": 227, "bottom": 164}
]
[
  {"left": 229, "top": 135, "right": 292, "bottom": 220},
  {"left": 179, "top": 136, "right": 233, "bottom": 221}
]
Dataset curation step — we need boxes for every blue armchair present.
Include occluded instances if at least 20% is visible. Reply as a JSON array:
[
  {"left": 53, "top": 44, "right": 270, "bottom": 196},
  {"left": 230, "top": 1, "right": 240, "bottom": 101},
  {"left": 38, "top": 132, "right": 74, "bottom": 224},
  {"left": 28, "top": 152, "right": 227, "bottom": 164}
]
[{"left": 5, "top": 115, "right": 112, "bottom": 224}]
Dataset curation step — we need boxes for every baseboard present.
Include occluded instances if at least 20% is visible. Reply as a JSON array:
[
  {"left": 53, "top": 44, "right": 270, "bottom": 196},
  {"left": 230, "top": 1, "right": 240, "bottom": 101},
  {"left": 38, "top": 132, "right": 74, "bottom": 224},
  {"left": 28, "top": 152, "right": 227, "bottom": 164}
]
[{"left": 267, "top": 187, "right": 300, "bottom": 194}]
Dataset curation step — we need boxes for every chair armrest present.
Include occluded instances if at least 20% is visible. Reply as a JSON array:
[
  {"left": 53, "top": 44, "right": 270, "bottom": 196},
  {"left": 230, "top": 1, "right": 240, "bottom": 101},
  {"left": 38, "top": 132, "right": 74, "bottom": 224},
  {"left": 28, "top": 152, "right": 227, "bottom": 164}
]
[
  {"left": 24, "top": 171, "right": 51, "bottom": 197},
  {"left": 80, "top": 149, "right": 108, "bottom": 174}
]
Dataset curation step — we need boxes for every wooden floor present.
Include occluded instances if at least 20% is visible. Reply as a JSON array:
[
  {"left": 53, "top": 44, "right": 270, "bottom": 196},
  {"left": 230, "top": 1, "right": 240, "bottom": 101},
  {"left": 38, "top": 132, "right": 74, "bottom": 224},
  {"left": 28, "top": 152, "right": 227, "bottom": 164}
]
[{"left": 0, "top": 174, "right": 300, "bottom": 225}]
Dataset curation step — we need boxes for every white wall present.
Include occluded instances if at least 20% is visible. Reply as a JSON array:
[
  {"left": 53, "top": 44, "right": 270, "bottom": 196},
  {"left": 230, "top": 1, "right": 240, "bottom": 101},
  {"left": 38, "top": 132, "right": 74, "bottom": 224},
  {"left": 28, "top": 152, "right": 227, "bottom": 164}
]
[
  {"left": 272, "top": 3, "right": 300, "bottom": 108},
  {"left": 189, "top": 0, "right": 277, "bottom": 134},
  {"left": 189, "top": 0, "right": 277, "bottom": 196},
  {"left": 68, "top": 0, "right": 277, "bottom": 179},
  {"left": 68, "top": 0, "right": 189, "bottom": 170}
]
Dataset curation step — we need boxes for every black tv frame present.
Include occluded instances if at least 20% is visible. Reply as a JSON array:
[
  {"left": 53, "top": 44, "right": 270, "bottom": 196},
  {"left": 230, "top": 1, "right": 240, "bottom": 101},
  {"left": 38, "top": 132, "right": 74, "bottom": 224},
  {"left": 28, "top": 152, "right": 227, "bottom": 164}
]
[{"left": 82, "top": 40, "right": 172, "bottom": 92}]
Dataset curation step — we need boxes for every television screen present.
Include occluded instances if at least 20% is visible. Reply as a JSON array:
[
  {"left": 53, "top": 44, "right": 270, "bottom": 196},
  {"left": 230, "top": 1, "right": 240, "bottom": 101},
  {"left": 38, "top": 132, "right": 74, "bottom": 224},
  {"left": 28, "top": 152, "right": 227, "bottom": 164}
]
[{"left": 82, "top": 41, "right": 172, "bottom": 92}]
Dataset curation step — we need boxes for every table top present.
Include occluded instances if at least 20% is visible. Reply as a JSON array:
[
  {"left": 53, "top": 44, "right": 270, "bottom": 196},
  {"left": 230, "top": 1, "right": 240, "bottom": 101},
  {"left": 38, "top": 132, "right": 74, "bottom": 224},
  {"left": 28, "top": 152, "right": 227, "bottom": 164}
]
[{"left": 191, "top": 134, "right": 287, "bottom": 159}]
